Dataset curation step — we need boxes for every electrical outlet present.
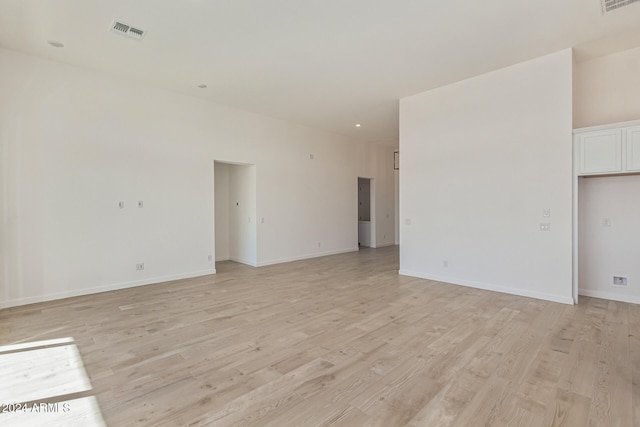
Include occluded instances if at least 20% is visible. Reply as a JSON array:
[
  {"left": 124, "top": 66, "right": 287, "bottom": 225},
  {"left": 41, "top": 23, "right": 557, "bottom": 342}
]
[
  {"left": 118, "top": 201, "right": 125, "bottom": 209},
  {"left": 539, "top": 223, "right": 551, "bottom": 231},
  {"left": 602, "top": 218, "right": 611, "bottom": 227},
  {"left": 207, "top": 255, "right": 212, "bottom": 262},
  {"left": 543, "top": 208, "right": 550, "bottom": 217},
  {"left": 613, "top": 276, "right": 627, "bottom": 287},
  {"left": 138, "top": 200, "right": 144, "bottom": 208},
  {"left": 136, "top": 263, "right": 144, "bottom": 271}
]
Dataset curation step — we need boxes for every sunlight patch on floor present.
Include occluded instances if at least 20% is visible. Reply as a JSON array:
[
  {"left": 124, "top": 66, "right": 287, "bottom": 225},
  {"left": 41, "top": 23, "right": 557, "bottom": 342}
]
[{"left": 0, "top": 338, "right": 106, "bottom": 426}]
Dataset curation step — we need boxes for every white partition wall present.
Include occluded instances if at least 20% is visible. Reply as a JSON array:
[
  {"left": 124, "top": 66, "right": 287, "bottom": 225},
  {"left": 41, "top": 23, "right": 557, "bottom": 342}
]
[
  {"left": 399, "top": 49, "right": 574, "bottom": 304},
  {"left": 228, "top": 164, "right": 257, "bottom": 266},
  {"left": 214, "top": 162, "right": 231, "bottom": 262}
]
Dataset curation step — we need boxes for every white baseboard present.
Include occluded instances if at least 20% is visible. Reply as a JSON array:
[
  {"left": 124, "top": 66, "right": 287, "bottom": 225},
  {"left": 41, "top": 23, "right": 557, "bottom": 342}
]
[
  {"left": 371, "top": 242, "right": 396, "bottom": 249},
  {"left": 1, "top": 269, "right": 216, "bottom": 309},
  {"left": 398, "top": 270, "right": 574, "bottom": 305},
  {"left": 579, "top": 289, "right": 640, "bottom": 305},
  {"left": 216, "top": 256, "right": 230, "bottom": 262},
  {"left": 257, "top": 247, "right": 358, "bottom": 267},
  {"left": 229, "top": 257, "right": 258, "bottom": 267}
]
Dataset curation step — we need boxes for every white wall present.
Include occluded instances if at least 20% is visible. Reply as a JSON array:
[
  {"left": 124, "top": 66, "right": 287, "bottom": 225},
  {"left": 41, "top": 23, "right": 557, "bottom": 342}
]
[
  {"left": 214, "top": 162, "right": 230, "bottom": 261},
  {"left": 229, "top": 164, "right": 257, "bottom": 265},
  {"left": 574, "top": 46, "right": 640, "bottom": 128},
  {"left": 0, "top": 48, "right": 397, "bottom": 307},
  {"left": 357, "top": 178, "right": 371, "bottom": 222},
  {"left": 399, "top": 49, "right": 574, "bottom": 304},
  {"left": 394, "top": 168, "right": 399, "bottom": 245},
  {"left": 373, "top": 146, "right": 397, "bottom": 248},
  {"left": 0, "top": 105, "right": 8, "bottom": 306},
  {"left": 578, "top": 175, "right": 640, "bottom": 304},
  {"left": 356, "top": 142, "right": 397, "bottom": 248}
]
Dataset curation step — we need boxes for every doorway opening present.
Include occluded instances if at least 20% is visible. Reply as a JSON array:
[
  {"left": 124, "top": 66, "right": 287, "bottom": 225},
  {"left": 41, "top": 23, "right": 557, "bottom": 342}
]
[
  {"left": 358, "top": 177, "right": 374, "bottom": 248},
  {"left": 214, "top": 161, "right": 257, "bottom": 267}
]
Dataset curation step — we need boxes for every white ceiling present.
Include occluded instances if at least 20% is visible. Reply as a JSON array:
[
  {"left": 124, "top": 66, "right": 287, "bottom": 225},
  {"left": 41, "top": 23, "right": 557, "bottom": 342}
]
[{"left": 2, "top": 0, "right": 640, "bottom": 146}]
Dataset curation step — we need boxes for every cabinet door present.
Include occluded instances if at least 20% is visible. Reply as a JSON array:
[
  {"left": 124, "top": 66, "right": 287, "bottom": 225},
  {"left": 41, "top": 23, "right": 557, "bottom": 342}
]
[
  {"left": 577, "top": 129, "right": 622, "bottom": 175},
  {"left": 626, "top": 126, "right": 640, "bottom": 171}
]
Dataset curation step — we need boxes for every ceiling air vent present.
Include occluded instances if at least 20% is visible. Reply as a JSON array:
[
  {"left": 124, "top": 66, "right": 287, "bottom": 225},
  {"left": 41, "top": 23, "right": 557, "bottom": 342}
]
[
  {"left": 601, "top": 0, "right": 640, "bottom": 13},
  {"left": 109, "top": 20, "right": 146, "bottom": 41}
]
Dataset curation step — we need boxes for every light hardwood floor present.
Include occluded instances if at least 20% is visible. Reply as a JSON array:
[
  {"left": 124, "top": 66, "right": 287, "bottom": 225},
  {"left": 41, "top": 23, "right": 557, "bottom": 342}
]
[{"left": 1, "top": 246, "right": 639, "bottom": 426}]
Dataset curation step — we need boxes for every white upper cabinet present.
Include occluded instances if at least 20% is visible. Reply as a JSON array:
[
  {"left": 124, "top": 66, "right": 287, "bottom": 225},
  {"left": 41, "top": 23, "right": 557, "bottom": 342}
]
[
  {"left": 626, "top": 126, "right": 640, "bottom": 172},
  {"left": 575, "top": 120, "right": 640, "bottom": 176},
  {"left": 577, "top": 129, "right": 622, "bottom": 174}
]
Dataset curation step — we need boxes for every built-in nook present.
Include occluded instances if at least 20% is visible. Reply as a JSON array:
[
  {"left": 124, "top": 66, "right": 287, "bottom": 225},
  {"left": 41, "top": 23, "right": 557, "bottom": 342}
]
[
  {"left": 577, "top": 174, "right": 640, "bottom": 304},
  {"left": 573, "top": 119, "right": 640, "bottom": 304}
]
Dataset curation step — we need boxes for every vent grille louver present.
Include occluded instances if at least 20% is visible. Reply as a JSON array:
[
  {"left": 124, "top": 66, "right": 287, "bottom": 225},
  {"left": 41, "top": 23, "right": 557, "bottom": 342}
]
[
  {"left": 110, "top": 20, "right": 145, "bottom": 41},
  {"left": 602, "top": 0, "right": 640, "bottom": 13},
  {"left": 128, "top": 27, "right": 144, "bottom": 37}
]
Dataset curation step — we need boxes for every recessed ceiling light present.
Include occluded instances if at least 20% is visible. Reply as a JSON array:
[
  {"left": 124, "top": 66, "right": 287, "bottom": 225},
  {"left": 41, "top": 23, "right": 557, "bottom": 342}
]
[
  {"left": 197, "top": 84, "right": 207, "bottom": 89},
  {"left": 355, "top": 124, "right": 361, "bottom": 127},
  {"left": 47, "top": 40, "right": 64, "bottom": 48}
]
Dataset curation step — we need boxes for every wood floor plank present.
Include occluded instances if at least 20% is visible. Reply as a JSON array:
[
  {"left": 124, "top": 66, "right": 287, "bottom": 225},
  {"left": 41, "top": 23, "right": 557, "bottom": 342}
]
[
  {"left": 543, "top": 389, "right": 591, "bottom": 427},
  {"left": 588, "top": 317, "right": 633, "bottom": 426},
  {"left": 0, "top": 246, "right": 638, "bottom": 426}
]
